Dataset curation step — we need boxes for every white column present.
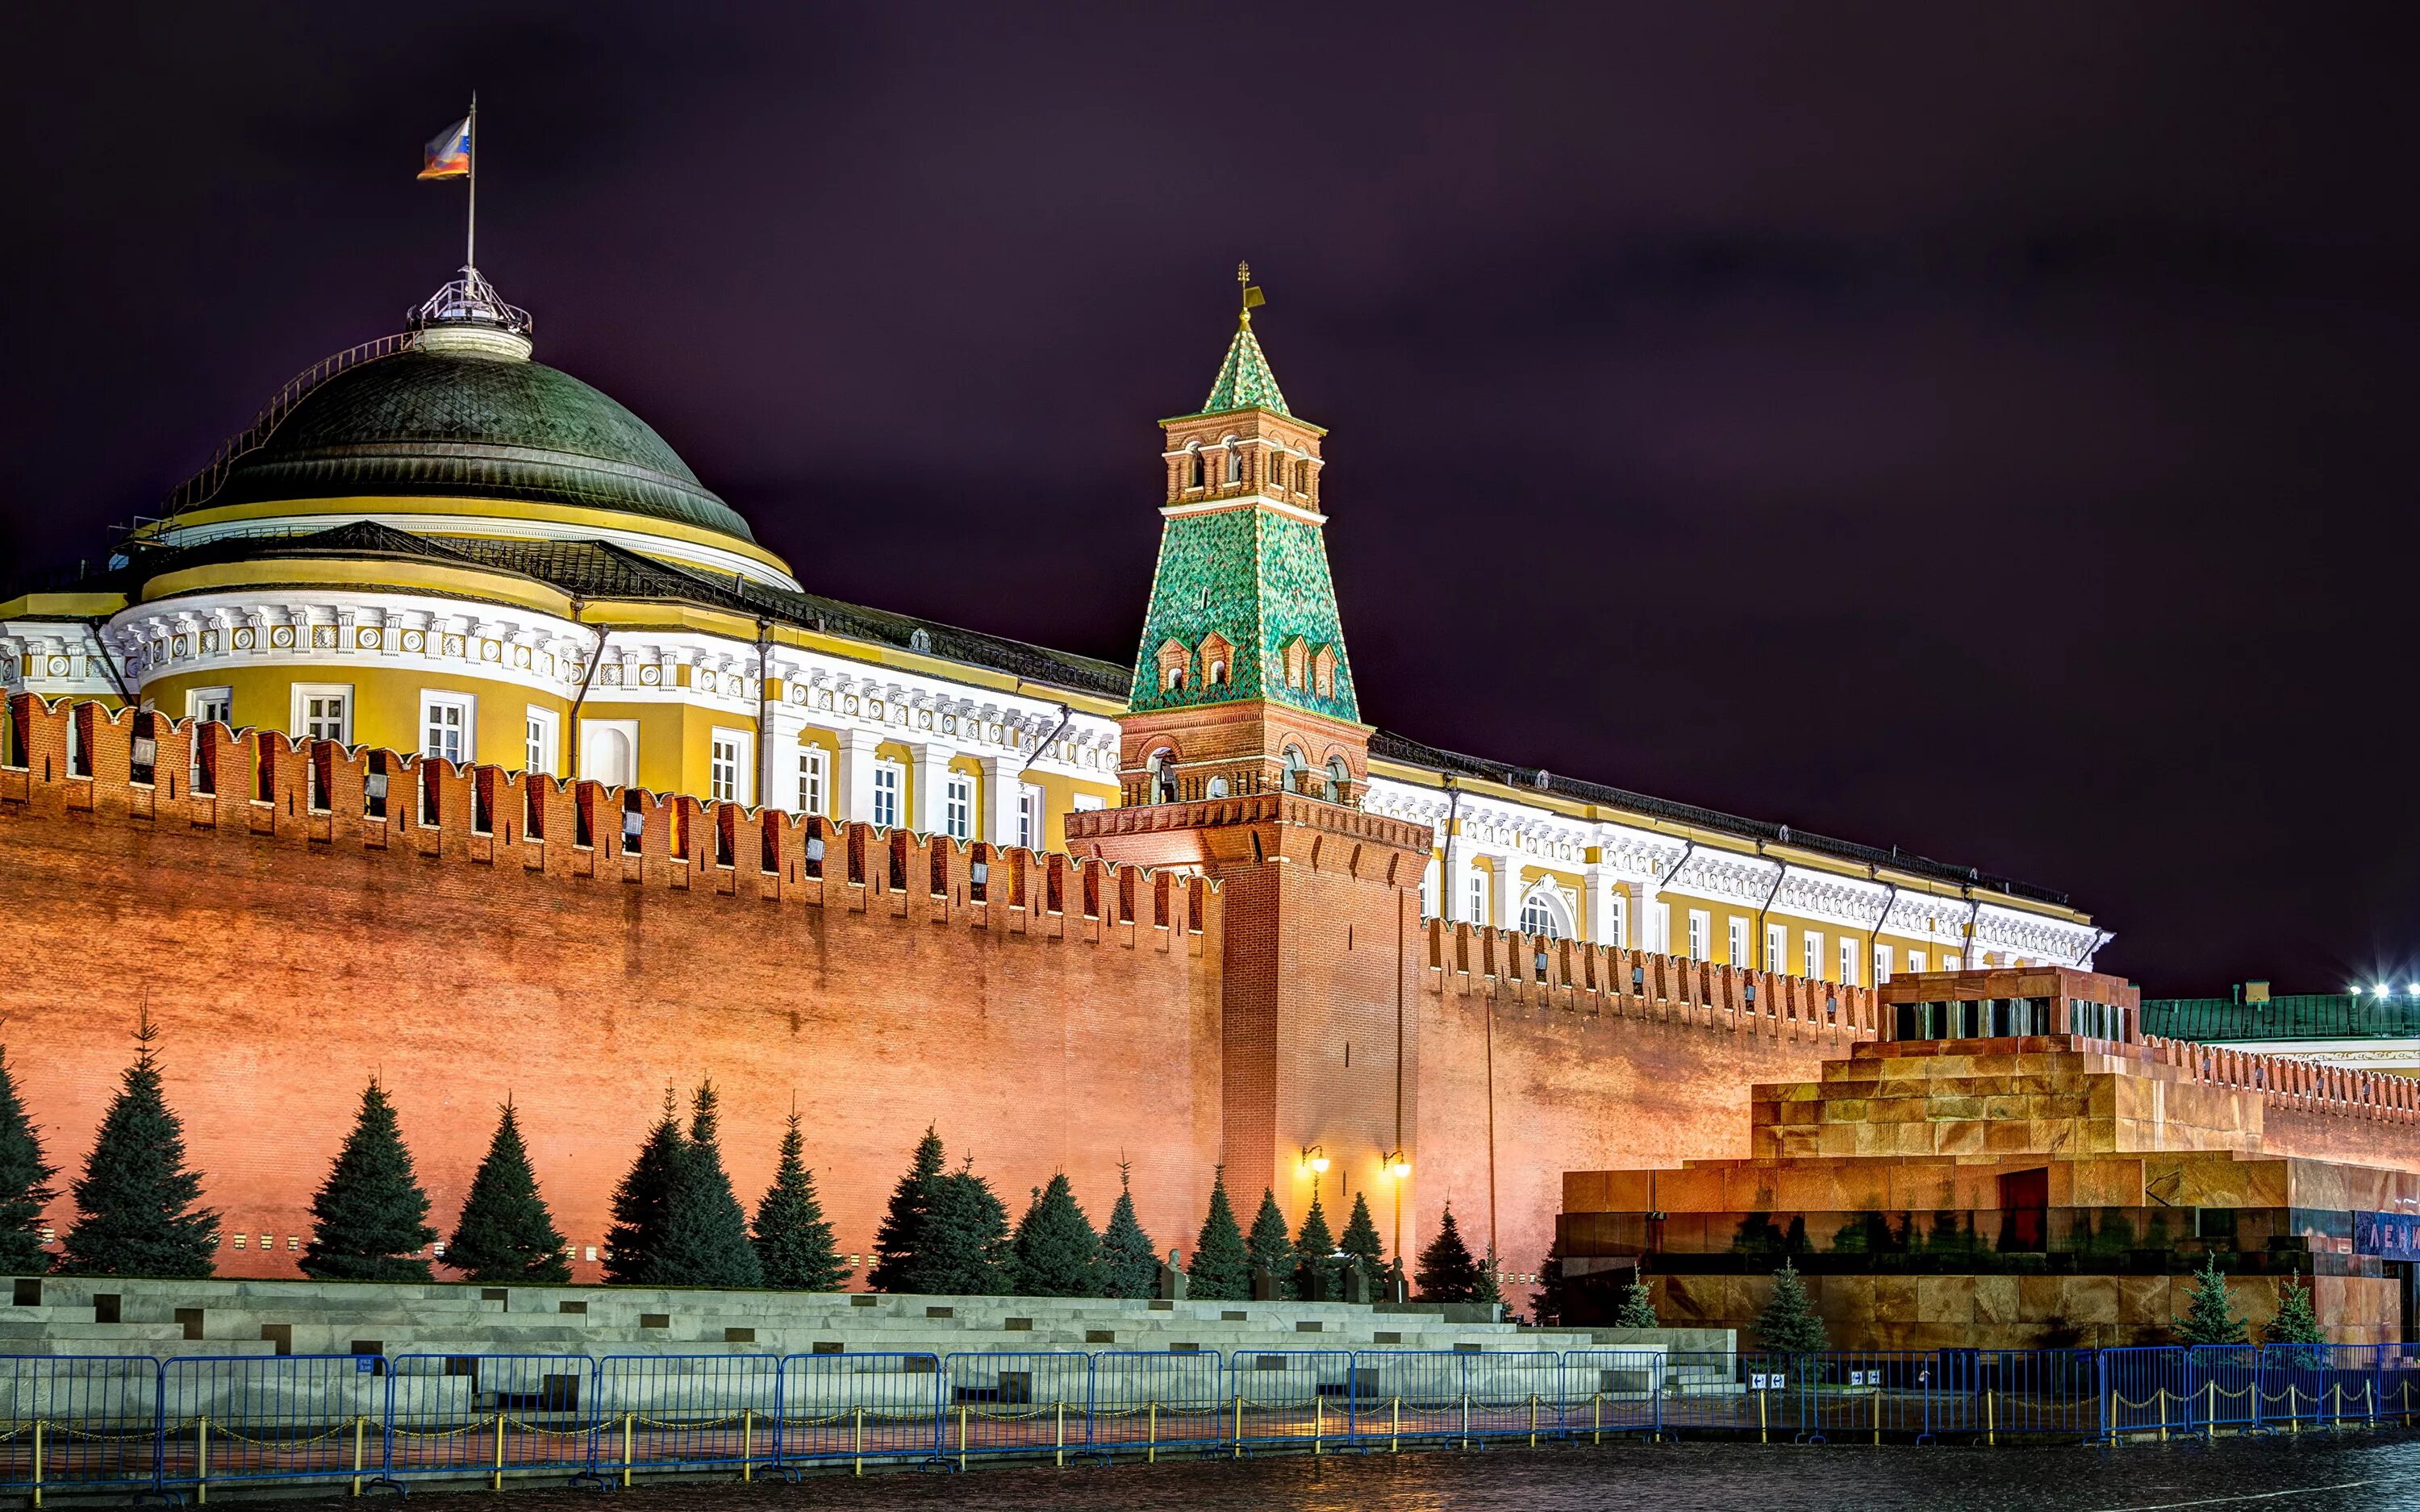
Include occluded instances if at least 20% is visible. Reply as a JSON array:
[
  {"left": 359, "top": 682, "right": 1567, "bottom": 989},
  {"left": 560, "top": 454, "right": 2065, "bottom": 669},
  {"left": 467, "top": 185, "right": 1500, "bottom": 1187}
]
[
  {"left": 835, "top": 728, "right": 881, "bottom": 825},
  {"left": 1584, "top": 866, "right": 1621, "bottom": 946},
  {"left": 1492, "top": 851, "right": 1521, "bottom": 932},
  {"left": 910, "top": 741, "right": 953, "bottom": 835},
  {"left": 978, "top": 755, "right": 1020, "bottom": 847},
  {"left": 1637, "top": 880, "right": 1665, "bottom": 954}
]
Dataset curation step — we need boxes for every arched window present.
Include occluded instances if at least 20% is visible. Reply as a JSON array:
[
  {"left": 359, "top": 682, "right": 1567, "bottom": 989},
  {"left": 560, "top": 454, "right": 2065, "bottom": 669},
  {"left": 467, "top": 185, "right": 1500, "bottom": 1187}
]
[
  {"left": 1183, "top": 444, "right": 1203, "bottom": 490},
  {"left": 1208, "top": 659, "right": 1229, "bottom": 687},
  {"left": 1281, "top": 746, "right": 1307, "bottom": 793},
  {"left": 1325, "top": 756, "right": 1350, "bottom": 800},
  {"left": 1296, "top": 460, "right": 1311, "bottom": 494},
  {"left": 1224, "top": 440, "right": 1243, "bottom": 484},
  {"left": 1520, "top": 887, "right": 1572, "bottom": 939},
  {"left": 1147, "top": 747, "right": 1179, "bottom": 803},
  {"left": 1206, "top": 775, "right": 1230, "bottom": 798},
  {"left": 1266, "top": 448, "right": 1287, "bottom": 490},
  {"left": 1165, "top": 665, "right": 1187, "bottom": 691}
]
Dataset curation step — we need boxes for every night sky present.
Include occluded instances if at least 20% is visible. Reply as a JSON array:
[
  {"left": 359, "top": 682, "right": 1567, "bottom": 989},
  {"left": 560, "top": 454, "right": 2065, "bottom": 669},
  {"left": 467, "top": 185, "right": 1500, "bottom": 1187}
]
[{"left": 8, "top": 5, "right": 2417, "bottom": 995}]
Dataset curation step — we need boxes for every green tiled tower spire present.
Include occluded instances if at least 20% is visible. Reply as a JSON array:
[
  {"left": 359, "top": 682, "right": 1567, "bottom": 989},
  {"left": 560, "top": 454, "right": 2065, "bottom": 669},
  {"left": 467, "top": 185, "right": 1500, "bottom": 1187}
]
[{"left": 1128, "top": 284, "right": 1357, "bottom": 724}]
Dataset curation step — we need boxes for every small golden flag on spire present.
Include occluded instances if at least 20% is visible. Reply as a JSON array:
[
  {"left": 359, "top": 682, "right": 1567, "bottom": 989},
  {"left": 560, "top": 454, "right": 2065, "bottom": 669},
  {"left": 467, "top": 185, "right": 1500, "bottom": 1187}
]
[{"left": 1238, "top": 260, "right": 1265, "bottom": 314}]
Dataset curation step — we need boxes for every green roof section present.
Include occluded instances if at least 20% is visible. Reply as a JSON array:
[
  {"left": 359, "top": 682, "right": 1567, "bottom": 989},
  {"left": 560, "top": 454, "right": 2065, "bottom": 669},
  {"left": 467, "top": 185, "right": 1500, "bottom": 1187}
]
[
  {"left": 1125, "top": 503, "right": 1358, "bottom": 723},
  {"left": 1198, "top": 316, "right": 1290, "bottom": 417}
]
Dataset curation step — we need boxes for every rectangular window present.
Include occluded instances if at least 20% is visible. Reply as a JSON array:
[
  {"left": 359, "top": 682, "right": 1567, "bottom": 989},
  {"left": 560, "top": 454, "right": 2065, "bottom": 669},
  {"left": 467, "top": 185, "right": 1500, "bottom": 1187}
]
[
  {"left": 1017, "top": 783, "right": 1043, "bottom": 849},
  {"left": 797, "top": 747, "right": 828, "bottom": 816},
  {"left": 872, "top": 761, "right": 903, "bottom": 829},
  {"left": 1804, "top": 932, "right": 1823, "bottom": 981},
  {"left": 1728, "top": 918, "right": 1748, "bottom": 966},
  {"left": 1607, "top": 892, "right": 1627, "bottom": 949},
  {"left": 1908, "top": 950, "right": 1927, "bottom": 974},
  {"left": 1765, "top": 923, "right": 1785, "bottom": 973},
  {"left": 1650, "top": 902, "right": 1669, "bottom": 954},
  {"left": 190, "top": 687, "right": 233, "bottom": 727},
  {"left": 1687, "top": 910, "right": 1709, "bottom": 962},
  {"left": 944, "top": 775, "right": 971, "bottom": 841},
  {"left": 524, "top": 708, "right": 560, "bottom": 777},
  {"left": 293, "top": 685, "right": 352, "bottom": 744},
  {"left": 420, "top": 694, "right": 472, "bottom": 765},
  {"left": 1839, "top": 939, "right": 1859, "bottom": 986},
  {"left": 1468, "top": 873, "right": 1488, "bottom": 927},
  {"left": 1874, "top": 944, "right": 1892, "bottom": 984},
  {"left": 709, "top": 733, "right": 741, "bottom": 802},
  {"left": 1071, "top": 793, "right": 1106, "bottom": 812}
]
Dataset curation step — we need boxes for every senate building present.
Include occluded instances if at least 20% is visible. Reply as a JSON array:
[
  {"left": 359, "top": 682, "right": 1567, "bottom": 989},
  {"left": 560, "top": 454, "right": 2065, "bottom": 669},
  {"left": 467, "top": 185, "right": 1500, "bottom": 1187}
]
[{"left": 0, "top": 260, "right": 2107, "bottom": 1301}]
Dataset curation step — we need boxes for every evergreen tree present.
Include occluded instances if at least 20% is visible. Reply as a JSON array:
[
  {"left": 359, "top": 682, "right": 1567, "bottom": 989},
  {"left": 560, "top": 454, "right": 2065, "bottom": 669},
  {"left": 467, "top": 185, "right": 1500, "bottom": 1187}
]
[
  {"left": 1613, "top": 1277, "right": 1660, "bottom": 1329},
  {"left": 0, "top": 1048, "right": 57, "bottom": 1274},
  {"left": 1098, "top": 1162, "right": 1158, "bottom": 1300},
  {"left": 2265, "top": 1268, "right": 2327, "bottom": 1363},
  {"left": 655, "top": 1081, "right": 762, "bottom": 1289},
  {"left": 2175, "top": 1254, "right": 2248, "bottom": 1347},
  {"left": 61, "top": 1014, "right": 218, "bottom": 1277},
  {"left": 1292, "top": 1193, "right": 1337, "bottom": 1301},
  {"left": 1532, "top": 1239, "right": 1575, "bottom": 1327},
  {"left": 908, "top": 1162, "right": 1010, "bottom": 1295},
  {"left": 1338, "top": 1191, "right": 1385, "bottom": 1276},
  {"left": 1757, "top": 1260, "right": 1829, "bottom": 1353},
  {"left": 447, "top": 1101, "right": 569, "bottom": 1283},
  {"left": 1187, "top": 1167, "right": 1250, "bottom": 1301},
  {"left": 751, "top": 1110, "right": 847, "bottom": 1291},
  {"left": 866, "top": 1127, "right": 946, "bottom": 1293},
  {"left": 302, "top": 1078, "right": 437, "bottom": 1281},
  {"left": 1413, "top": 1202, "right": 1481, "bottom": 1303},
  {"left": 1246, "top": 1189, "right": 1296, "bottom": 1298},
  {"left": 1473, "top": 1250, "right": 1505, "bottom": 1308},
  {"left": 1009, "top": 1173, "right": 1103, "bottom": 1297},
  {"left": 603, "top": 1088, "right": 685, "bottom": 1284}
]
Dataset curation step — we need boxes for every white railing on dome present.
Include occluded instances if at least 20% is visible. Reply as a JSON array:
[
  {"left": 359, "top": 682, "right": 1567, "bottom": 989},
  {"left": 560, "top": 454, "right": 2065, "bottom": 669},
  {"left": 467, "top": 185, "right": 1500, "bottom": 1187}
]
[{"left": 156, "top": 332, "right": 419, "bottom": 518}]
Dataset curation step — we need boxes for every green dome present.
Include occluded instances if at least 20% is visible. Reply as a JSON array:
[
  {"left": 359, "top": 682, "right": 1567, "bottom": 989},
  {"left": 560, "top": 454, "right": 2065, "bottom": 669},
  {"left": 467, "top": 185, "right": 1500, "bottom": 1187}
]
[{"left": 211, "top": 347, "right": 754, "bottom": 543}]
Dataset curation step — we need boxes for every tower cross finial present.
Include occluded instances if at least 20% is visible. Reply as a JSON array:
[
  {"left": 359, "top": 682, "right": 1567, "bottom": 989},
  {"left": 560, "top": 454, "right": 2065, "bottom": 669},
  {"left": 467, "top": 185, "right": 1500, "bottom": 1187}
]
[{"left": 1237, "top": 262, "right": 1264, "bottom": 323}]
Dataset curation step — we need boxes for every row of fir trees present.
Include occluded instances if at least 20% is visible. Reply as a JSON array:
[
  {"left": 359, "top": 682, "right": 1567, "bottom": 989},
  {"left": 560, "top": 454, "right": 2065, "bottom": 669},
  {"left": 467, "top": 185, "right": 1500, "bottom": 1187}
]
[{"left": 0, "top": 1018, "right": 1508, "bottom": 1302}]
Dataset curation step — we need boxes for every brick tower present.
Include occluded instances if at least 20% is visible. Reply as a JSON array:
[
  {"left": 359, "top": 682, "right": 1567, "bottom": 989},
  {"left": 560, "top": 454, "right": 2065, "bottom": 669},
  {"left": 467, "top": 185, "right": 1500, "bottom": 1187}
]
[{"left": 1066, "top": 270, "right": 1433, "bottom": 1222}]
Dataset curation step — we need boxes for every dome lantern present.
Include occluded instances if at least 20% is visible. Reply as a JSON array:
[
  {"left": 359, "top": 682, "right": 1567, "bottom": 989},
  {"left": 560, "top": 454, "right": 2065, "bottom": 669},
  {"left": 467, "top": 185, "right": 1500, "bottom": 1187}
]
[{"left": 411, "top": 265, "right": 535, "bottom": 361}]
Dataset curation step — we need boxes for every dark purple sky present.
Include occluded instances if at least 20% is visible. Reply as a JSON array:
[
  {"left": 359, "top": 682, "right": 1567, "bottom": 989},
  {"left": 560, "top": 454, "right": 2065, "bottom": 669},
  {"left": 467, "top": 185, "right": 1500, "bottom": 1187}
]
[{"left": 8, "top": 5, "right": 2417, "bottom": 994}]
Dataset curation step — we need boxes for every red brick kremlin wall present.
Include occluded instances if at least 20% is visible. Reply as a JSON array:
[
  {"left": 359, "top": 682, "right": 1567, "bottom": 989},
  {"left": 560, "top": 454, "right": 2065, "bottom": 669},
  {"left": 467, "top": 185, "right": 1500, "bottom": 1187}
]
[
  {"left": 0, "top": 698, "right": 1222, "bottom": 1281},
  {"left": 0, "top": 697, "right": 1870, "bottom": 1296}
]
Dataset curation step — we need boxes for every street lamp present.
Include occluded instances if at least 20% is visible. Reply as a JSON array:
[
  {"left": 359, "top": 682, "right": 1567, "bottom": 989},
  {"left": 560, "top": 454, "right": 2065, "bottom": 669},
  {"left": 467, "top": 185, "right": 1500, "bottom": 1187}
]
[
  {"left": 1381, "top": 1149, "right": 1411, "bottom": 1281},
  {"left": 1300, "top": 1144, "right": 1329, "bottom": 1175}
]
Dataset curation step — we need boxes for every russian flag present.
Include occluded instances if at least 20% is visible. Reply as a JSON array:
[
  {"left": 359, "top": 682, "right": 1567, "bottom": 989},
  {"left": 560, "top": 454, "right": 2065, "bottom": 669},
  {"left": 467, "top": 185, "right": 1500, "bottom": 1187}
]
[{"left": 418, "top": 117, "right": 471, "bottom": 180}]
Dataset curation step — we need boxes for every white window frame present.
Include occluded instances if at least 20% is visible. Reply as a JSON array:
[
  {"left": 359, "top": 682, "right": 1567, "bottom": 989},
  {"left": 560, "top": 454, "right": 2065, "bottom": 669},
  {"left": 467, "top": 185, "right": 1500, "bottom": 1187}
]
[
  {"left": 1521, "top": 889, "right": 1567, "bottom": 940},
  {"left": 1467, "top": 873, "right": 1488, "bottom": 928},
  {"left": 1650, "top": 902, "right": 1670, "bottom": 954},
  {"left": 708, "top": 727, "right": 749, "bottom": 804},
  {"left": 797, "top": 745, "right": 829, "bottom": 817},
  {"left": 871, "top": 760, "right": 904, "bottom": 829},
  {"left": 419, "top": 691, "right": 474, "bottom": 766},
  {"left": 1765, "top": 923, "right": 1786, "bottom": 973},
  {"left": 290, "top": 684, "right": 354, "bottom": 745},
  {"left": 1017, "top": 782, "right": 1045, "bottom": 850},
  {"left": 1071, "top": 793, "right": 1107, "bottom": 812},
  {"left": 1607, "top": 892, "right": 1627, "bottom": 949},
  {"left": 1839, "top": 939, "right": 1859, "bottom": 986},
  {"left": 1686, "top": 909, "right": 1710, "bottom": 962},
  {"left": 943, "top": 774, "right": 972, "bottom": 841},
  {"left": 1803, "top": 931, "right": 1823, "bottom": 981},
  {"left": 523, "top": 706, "right": 561, "bottom": 777},
  {"left": 1874, "top": 944, "right": 1892, "bottom": 984},
  {"left": 1729, "top": 918, "right": 1748, "bottom": 967},
  {"left": 188, "top": 686, "right": 233, "bottom": 727},
  {"left": 1908, "top": 950, "right": 1927, "bottom": 975}
]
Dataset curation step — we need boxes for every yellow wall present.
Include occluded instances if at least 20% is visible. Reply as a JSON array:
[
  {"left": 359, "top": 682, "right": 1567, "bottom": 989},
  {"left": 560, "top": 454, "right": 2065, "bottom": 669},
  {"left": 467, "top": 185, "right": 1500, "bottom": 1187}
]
[{"left": 142, "top": 666, "right": 571, "bottom": 771}]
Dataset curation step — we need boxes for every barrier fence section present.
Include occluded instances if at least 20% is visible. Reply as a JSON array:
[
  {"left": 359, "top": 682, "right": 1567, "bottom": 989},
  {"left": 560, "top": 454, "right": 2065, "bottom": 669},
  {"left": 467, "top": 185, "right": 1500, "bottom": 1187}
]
[
  {"left": 1227, "top": 1350, "right": 1352, "bottom": 1453},
  {"left": 161, "top": 1355, "right": 386, "bottom": 1498},
  {"left": 592, "top": 1354, "right": 781, "bottom": 1486},
  {"left": 778, "top": 1352, "right": 942, "bottom": 1473},
  {"left": 385, "top": 1353, "right": 595, "bottom": 1489},
  {"left": 0, "top": 1356, "right": 163, "bottom": 1500},
  {"left": 941, "top": 1352, "right": 1091, "bottom": 1468},
  {"left": 2, "top": 1341, "right": 2416, "bottom": 1493},
  {"left": 1090, "top": 1352, "right": 1227, "bottom": 1460}
]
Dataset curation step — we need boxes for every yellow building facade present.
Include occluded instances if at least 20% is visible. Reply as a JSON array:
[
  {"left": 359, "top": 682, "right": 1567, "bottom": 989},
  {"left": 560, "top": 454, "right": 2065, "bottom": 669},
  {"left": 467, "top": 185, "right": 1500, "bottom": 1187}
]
[{"left": 0, "top": 264, "right": 2105, "bottom": 973}]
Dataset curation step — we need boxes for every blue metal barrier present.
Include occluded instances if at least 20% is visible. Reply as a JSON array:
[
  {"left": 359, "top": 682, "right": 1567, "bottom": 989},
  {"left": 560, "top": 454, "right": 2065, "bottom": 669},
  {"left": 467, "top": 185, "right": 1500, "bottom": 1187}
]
[
  {"left": 1226, "top": 1349, "right": 1351, "bottom": 1452},
  {"left": 940, "top": 1352, "right": 1091, "bottom": 1467},
  {"left": 1089, "top": 1352, "right": 1226, "bottom": 1460},
  {"left": 592, "top": 1354, "right": 780, "bottom": 1485},
  {"left": 778, "top": 1352, "right": 942, "bottom": 1473},
  {"left": 1556, "top": 1350, "right": 1665, "bottom": 1443},
  {"left": 1794, "top": 1351, "right": 1934, "bottom": 1443},
  {"left": 1929, "top": 1349, "right": 2099, "bottom": 1439},
  {"left": 0, "top": 1355, "right": 164, "bottom": 1499},
  {"left": 384, "top": 1353, "right": 595, "bottom": 1487},
  {"left": 161, "top": 1354, "right": 386, "bottom": 1497},
  {"left": 2256, "top": 1343, "right": 2384, "bottom": 1432}
]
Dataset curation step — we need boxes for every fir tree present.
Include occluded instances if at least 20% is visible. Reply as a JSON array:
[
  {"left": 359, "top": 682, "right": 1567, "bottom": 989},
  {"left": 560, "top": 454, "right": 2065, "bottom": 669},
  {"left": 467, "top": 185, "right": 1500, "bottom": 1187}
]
[
  {"left": 2175, "top": 1254, "right": 2247, "bottom": 1347},
  {"left": 1413, "top": 1202, "right": 1481, "bottom": 1303},
  {"left": 1246, "top": 1189, "right": 1296, "bottom": 1298},
  {"left": 446, "top": 1100, "right": 569, "bottom": 1283},
  {"left": 751, "top": 1110, "right": 847, "bottom": 1291},
  {"left": 908, "top": 1162, "right": 1010, "bottom": 1295},
  {"left": 603, "top": 1087, "right": 685, "bottom": 1284},
  {"left": 655, "top": 1081, "right": 762, "bottom": 1289},
  {"left": 302, "top": 1078, "right": 437, "bottom": 1281},
  {"left": 1009, "top": 1173, "right": 1103, "bottom": 1297},
  {"left": 1098, "top": 1162, "right": 1158, "bottom": 1300},
  {"left": 1473, "top": 1251, "right": 1504, "bottom": 1308},
  {"left": 1532, "top": 1239, "right": 1574, "bottom": 1327},
  {"left": 2265, "top": 1268, "right": 2323, "bottom": 1355},
  {"left": 1613, "top": 1277, "right": 1660, "bottom": 1329},
  {"left": 1338, "top": 1191, "right": 1384, "bottom": 1276},
  {"left": 61, "top": 1014, "right": 218, "bottom": 1277},
  {"left": 1292, "top": 1193, "right": 1337, "bottom": 1302},
  {"left": 1187, "top": 1167, "right": 1250, "bottom": 1301},
  {"left": 1757, "top": 1260, "right": 1828, "bottom": 1353},
  {"left": 0, "top": 1048, "right": 57, "bottom": 1274},
  {"left": 866, "top": 1127, "right": 946, "bottom": 1293}
]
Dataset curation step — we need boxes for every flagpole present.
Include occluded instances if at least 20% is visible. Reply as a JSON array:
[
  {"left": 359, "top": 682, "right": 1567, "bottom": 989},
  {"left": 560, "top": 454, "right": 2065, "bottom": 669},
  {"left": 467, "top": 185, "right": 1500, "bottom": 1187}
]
[{"left": 465, "top": 93, "right": 478, "bottom": 271}]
